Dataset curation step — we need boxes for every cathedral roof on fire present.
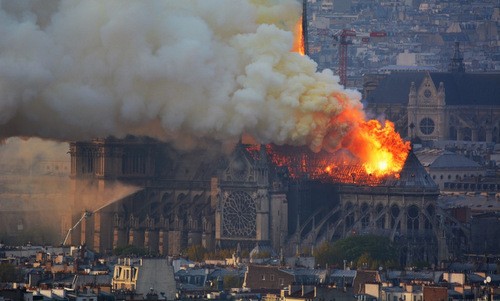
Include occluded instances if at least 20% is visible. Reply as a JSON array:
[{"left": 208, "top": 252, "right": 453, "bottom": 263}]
[
  {"left": 365, "top": 71, "right": 500, "bottom": 106},
  {"left": 383, "top": 150, "right": 438, "bottom": 190}
]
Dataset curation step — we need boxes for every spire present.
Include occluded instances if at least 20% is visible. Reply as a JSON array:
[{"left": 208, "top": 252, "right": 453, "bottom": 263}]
[
  {"left": 302, "top": 0, "right": 309, "bottom": 55},
  {"left": 448, "top": 41, "right": 465, "bottom": 73},
  {"left": 408, "top": 81, "right": 417, "bottom": 106}
]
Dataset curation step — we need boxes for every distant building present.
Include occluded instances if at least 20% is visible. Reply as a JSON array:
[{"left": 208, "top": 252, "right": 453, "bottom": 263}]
[
  {"left": 422, "top": 286, "right": 448, "bottom": 301},
  {"left": 243, "top": 265, "right": 294, "bottom": 291},
  {"left": 363, "top": 44, "right": 500, "bottom": 144},
  {"left": 415, "top": 148, "right": 486, "bottom": 190},
  {"left": 112, "top": 258, "right": 176, "bottom": 300}
]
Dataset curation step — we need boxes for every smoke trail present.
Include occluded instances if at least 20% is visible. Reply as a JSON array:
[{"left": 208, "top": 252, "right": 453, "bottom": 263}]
[{"left": 0, "top": 0, "right": 362, "bottom": 152}]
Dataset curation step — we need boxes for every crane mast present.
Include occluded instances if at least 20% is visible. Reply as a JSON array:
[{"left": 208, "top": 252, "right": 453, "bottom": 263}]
[
  {"left": 333, "top": 29, "right": 386, "bottom": 87},
  {"left": 334, "top": 29, "right": 356, "bottom": 87}
]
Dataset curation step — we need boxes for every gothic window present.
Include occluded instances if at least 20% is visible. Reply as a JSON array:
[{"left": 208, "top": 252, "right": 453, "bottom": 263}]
[
  {"left": 419, "top": 117, "right": 435, "bottom": 135},
  {"left": 462, "top": 127, "right": 472, "bottom": 141},
  {"left": 122, "top": 148, "right": 146, "bottom": 175},
  {"left": 375, "top": 203, "right": 385, "bottom": 229},
  {"left": 425, "top": 205, "right": 434, "bottom": 230},
  {"left": 424, "top": 89, "right": 432, "bottom": 98},
  {"left": 82, "top": 148, "right": 96, "bottom": 174},
  {"left": 449, "top": 126, "right": 458, "bottom": 140},
  {"left": 478, "top": 127, "right": 486, "bottom": 142},
  {"left": 361, "top": 203, "right": 370, "bottom": 228},
  {"left": 407, "top": 205, "right": 419, "bottom": 232},
  {"left": 390, "top": 205, "right": 400, "bottom": 229},
  {"left": 344, "top": 202, "right": 354, "bottom": 228},
  {"left": 222, "top": 191, "right": 256, "bottom": 238}
]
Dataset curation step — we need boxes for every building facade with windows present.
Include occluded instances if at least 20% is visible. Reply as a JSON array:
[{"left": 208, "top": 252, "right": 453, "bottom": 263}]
[{"left": 363, "top": 46, "right": 500, "bottom": 144}]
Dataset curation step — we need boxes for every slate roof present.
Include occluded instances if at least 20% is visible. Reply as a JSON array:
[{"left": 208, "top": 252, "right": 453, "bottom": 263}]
[
  {"left": 430, "top": 153, "right": 481, "bottom": 169},
  {"left": 415, "top": 149, "right": 481, "bottom": 169},
  {"left": 352, "top": 270, "right": 380, "bottom": 295},
  {"left": 365, "top": 71, "right": 500, "bottom": 106},
  {"left": 384, "top": 151, "right": 438, "bottom": 190},
  {"left": 73, "top": 274, "right": 112, "bottom": 287},
  {"left": 439, "top": 194, "right": 500, "bottom": 211}
]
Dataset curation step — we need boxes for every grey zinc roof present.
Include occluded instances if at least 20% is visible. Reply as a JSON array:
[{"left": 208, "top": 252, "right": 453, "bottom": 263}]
[
  {"left": 439, "top": 194, "right": 500, "bottom": 211},
  {"left": 384, "top": 151, "right": 438, "bottom": 190},
  {"left": 73, "top": 274, "right": 112, "bottom": 286},
  {"left": 429, "top": 153, "right": 481, "bottom": 169},
  {"left": 414, "top": 149, "right": 444, "bottom": 167},
  {"left": 330, "top": 269, "right": 357, "bottom": 278},
  {"left": 415, "top": 149, "right": 481, "bottom": 169},
  {"left": 365, "top": 71, "right": 500, "bottom": 106}
]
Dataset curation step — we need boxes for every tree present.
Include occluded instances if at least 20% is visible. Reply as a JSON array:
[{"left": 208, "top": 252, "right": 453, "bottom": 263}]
[
  {"left": 113, "top": 245, "right": 149, "bottom": 256},
  {"left": 223, "top": 274, "right": 242, "bottom": 289},
  {"left": 184, "top": 245, "right": 207, "bottom": 262},
  {"left": 204, "top": 248, "right": 234, "bottom": 260},
  {"left": 314, "top": 235, "right": 399, "bottom": 269},
  {"left": 0, "top": 263, "right": 23, "bottom": 282}
]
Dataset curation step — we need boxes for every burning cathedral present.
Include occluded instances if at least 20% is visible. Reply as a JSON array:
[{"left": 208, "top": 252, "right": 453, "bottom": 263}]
[
  {"left": 0, "top": 0, "right": 470, "bottom": 266},
  {"left": 65, "top": 136, "right": 464, "bottom": 266}
]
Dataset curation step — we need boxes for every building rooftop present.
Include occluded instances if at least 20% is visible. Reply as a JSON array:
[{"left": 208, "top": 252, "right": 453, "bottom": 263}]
[
  {"left": 384, "top": 151, "right": 438, "bottom": 190},
  {"left": 365, "top": 71, "right": 500, "bottom": 106},
  {"left": 415, "top": 149, "right": 481, "bottom": 169}
]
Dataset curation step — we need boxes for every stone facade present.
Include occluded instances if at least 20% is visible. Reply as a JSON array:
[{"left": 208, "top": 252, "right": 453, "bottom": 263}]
[
  {"left": 66, "top": 138, "right": 467, "bottom": 264},
  {"left": 363, "top": 68, "right": 500, "bottom": 144},
  {"left": 67, "top": 138, "right": 288, "bottom": 255}
]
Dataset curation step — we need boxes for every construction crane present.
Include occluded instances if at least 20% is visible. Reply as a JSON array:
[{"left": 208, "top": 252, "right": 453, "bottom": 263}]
[
  {"left": 333, "top": 29, "right": 356, "bottom": 87},
  {"left": 333, "top": 29, "right": 387, "bottom": 87}
]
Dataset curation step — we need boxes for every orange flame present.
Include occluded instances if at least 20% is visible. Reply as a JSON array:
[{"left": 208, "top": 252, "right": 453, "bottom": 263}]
[
  {"left": 292, "top": 17, "right": 305, "bottom": 55},
  {"left": 249, "top": 19, "right": 411, "bottom": 184},
  {"left": 344, "top": 119, "right": 411, "bottom": 178},
  {"left": 259, "top": 113, "right": 410, "bottom": 184}
]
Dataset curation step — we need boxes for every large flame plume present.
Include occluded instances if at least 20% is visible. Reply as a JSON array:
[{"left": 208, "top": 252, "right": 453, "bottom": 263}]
[
  {"left": 0, "top": 0, "right": 409, "bottom": 177},
  {"left": 285, "top": 12, "right": 410, "bottom": 179}
]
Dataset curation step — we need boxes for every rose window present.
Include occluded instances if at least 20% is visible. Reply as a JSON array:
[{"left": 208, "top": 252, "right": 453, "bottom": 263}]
[{"left": 222, "top": 191, "right": 256, "bottom": 238}]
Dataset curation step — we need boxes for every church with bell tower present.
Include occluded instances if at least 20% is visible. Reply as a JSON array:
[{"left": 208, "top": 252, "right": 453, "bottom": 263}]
[
  {"left": 407, "top": 72, "right": 447, "bottom": 141},
  {"left": 363, "top": 42, "right": 500, "bottom": 144}
]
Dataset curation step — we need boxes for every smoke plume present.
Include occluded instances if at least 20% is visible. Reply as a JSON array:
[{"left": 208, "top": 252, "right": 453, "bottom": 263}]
[{"left": 0, "top": 0, "right": 362, "bottom": 152}]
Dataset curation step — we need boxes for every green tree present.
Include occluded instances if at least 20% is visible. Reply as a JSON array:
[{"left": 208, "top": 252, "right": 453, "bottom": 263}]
[
  {"left": 314, "top": 241, "right": 339, "bottom": 267},
  {"left": 113, "top": 245, "right": 149, "bottom": 256},
  {"left": 223, "top": 274, "right": 242, "bottom": 289},
  {"left": 0, "top": 263, "right": 23, "bottom": 282},
  {"left": 204, "top": 248, "right": 234, "bottom": 260},
  {"left": 314, "top": 235, "right": 399, "bottom": 269},
  {"left": 184, "top": 245, "right": 207, "bottom": 262}
]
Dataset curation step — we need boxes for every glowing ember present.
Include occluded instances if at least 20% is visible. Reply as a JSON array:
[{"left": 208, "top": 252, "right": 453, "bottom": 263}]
[
  {"left": 261, "top": 145, "right": 389, "bottom": 186},
  {"left": 255, "top": 118, "right": 410, "bottom": 185}
]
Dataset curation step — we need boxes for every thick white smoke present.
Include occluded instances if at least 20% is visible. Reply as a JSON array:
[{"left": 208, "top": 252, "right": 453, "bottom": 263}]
[{"left": 0, "top": 0, "right": 362, "bottom": 151}]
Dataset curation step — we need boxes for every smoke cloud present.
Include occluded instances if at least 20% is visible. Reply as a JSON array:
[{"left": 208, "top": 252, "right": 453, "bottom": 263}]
[{"left": 0, "top": 0, "right": 362, "bottom": 152}]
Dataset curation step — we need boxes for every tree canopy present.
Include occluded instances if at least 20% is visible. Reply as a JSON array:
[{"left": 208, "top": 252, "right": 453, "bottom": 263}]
[
  {"left": 314, "top": 235, "right": 399, "bottom": 269},
  {"left": 113, "top": 245, "right": 150, "bottom": 257}
]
